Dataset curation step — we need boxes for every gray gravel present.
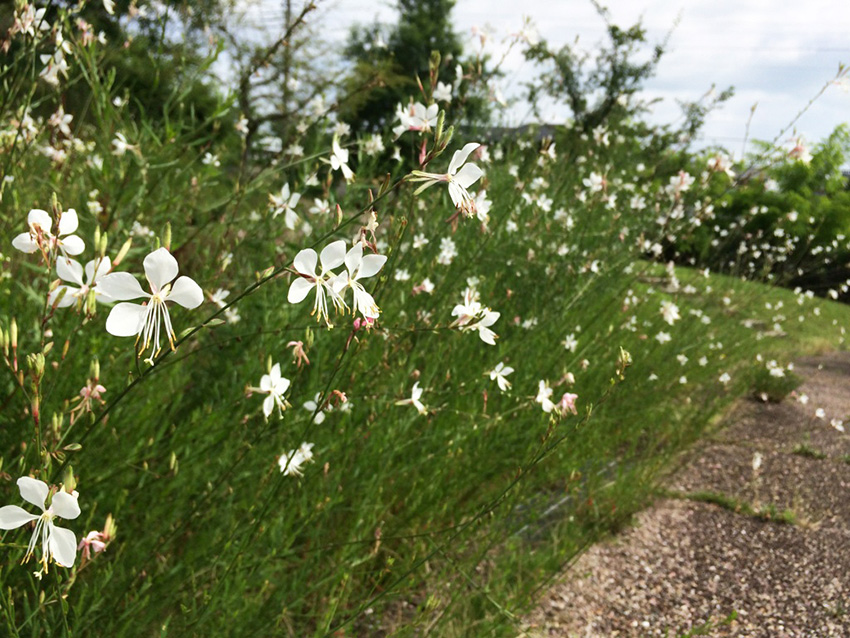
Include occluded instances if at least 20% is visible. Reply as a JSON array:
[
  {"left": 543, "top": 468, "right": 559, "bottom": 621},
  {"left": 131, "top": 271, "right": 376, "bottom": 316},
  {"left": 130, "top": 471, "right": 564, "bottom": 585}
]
[{"left": 522, "top": 353, "right": 850, "bottom": 637}]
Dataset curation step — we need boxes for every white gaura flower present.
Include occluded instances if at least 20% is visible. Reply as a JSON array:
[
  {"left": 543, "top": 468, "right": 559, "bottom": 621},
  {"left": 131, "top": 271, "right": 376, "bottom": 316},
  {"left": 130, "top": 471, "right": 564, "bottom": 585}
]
[
  {"left": 324, "top": 138, "right": 354, "bottom": 182},
  {"left": 270, "top": 184, "right": 301, "bottom": 229},
  {"left": 393, "top": 101, "right": 439, "bottom": 139},
  {"left": 410, "top": 142, "right": 484, "bottom": 216},
  {"left": 288, "top": 240, "right": 347, "bottom": 326},
  {"left": 660, "top": 300, "right": 680, "bottom": 326},
  {"left": 488, "top": 362, "right": 514, "bottom": 392},
  {"left": 0, "top": 477, "right": 81, "bottom": 570},
  {"left": 536, "top": 380, "right": 555, "bottom": 413},
  {"left": 12, "top": 208, "right": 85, "bottom": 259},
  {"left": 433, "top": 81, "right": 452, "bottom": 103},
  {"left": 450, "top": 287, "right": 500, "bottom": 345},
  {"left": 259, "top": 363, "right": 291, "bottom": 419},
  {"left": 99, "top": 248, "right": 203, "bottom": 356},
  {"left": 279, "top": 442, "right": 315, "bottom": 476},
  {"left": 333, "top": 243, "right": 387, "bottom": 319},
  {"left": 49, "top": 256, "right": 113, "bottom": 309},
  {"left": 396, "top": 381, "right": 427, "bottom": 415}
]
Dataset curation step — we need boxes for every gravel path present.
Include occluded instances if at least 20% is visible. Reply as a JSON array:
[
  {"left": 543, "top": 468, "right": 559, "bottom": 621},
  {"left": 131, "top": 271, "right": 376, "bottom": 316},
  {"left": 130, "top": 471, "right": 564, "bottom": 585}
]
[{"left": 523, "top": 353, "right": 850, "bottom": 637}]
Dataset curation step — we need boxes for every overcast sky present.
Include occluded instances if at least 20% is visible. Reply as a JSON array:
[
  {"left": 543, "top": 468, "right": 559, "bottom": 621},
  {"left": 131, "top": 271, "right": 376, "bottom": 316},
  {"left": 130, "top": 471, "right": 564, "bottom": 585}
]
[{"left": 240, "top": 0, "right": 850, "bottom": 155}]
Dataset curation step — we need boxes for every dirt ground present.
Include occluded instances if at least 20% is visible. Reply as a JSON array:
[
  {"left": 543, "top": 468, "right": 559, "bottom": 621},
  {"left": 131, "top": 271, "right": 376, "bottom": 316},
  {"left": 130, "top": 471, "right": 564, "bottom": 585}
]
[{"left": 522, "top": 353, "right": 850, "bottom": 637}]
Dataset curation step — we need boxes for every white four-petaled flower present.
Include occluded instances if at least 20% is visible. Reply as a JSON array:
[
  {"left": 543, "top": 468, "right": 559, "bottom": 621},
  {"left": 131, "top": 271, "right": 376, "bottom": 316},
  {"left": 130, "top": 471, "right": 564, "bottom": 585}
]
[
  {"left": 410, "top": 143, "right": 484, "bottom": 216},
  {"left": 288, "top": 241, "right": 348, "bottom": 326},
  {"left": 259, "top": 363, "right": 291, "bottom": 419},
  {"left": 12, "top": 208, "right": 85, "bottom": 259},
  {"left": 99, "top": 248, "right": 203, "bottom": 356},
  {"left": 0, "top": 477, "right": 81, "bottom": 570},
  {"left": 49, "top": 256, "right": 113, "bottom": 309},
  {"left": 333, "top": 243, "right": 387, "bottom": 319}
]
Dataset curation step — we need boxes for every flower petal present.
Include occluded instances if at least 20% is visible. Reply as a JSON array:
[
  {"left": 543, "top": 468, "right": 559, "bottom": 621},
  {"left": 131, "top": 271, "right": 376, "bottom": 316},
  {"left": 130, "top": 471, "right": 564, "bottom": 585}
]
[
  {"left": 263, "top": 395, "right": 274, "bottom": 417},
  {"left": 86, "top": 256, "right": 112, "bottom": 284},
  {"left": 17, "top": 477, "right": 48, "bottom": 509},
  {"left": 59, "top": 235, "right": 86, "bottom": 256},
  {"left": 51, "top": 491, "right": 80, "bottom": 520},
  {"left": 105, "top": 302, "right": 146, "bottom": 337},
  {"left": 358, "top": 254, "right": 387, "bottom": 280},
  {"left": 57, "top": 257, "right": 84, "bottom": 286},
  {"left": 448, "top": 142, "right": 480, "bottom": 175},
  {"left": 293, "top": 248, "right": 318, "bottom": 277},
  {"left": 49, "top": 285, "right": 78, "bottom": 308},
  {"left": 48, "top": 524, "right": 77, "bottom": 567},
  {"left": 143, "top": 248, "right": 179, "bottom": 291},
  {"left": 320, "top": 241, "right": 346, "bottom": 271},
  {"left": 12, "top": 233, "right": 39, "bottom": 253},
  {"left": 27, "top": 209, "right": 53, "bottom": 233},
  {"left": 0, "top": 505, "right": 39, "bottom": 529},
  {"left": 168, "top": 276, "right": 203, "bottom": 309},
  {"left": 57, "top": 209, "right": 79, "bottom": 235},
  {"left": 288, "top": 277, "right": 313, "bottom": 304},
  {"left": 98, "top": 272, "right": 147, "bottom": 301},
  {"left": 344, "top": 243, "right": 363, "bottom": 275},
  {"left": 454, "top": 163, "right": 484, "bottom": 190}
]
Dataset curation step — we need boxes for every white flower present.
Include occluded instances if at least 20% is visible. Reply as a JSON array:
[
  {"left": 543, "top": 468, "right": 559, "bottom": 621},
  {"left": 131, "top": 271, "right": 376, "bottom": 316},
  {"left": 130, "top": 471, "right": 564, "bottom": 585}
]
[
  {"left": 437, "top": 236, "right": 457, "bottom": 265},
  {"left": 270, "top": 184, "right": 302, "bottom": 229},
  {"left": 12, "top": 208, "right": 85, "bottom": 259},
  {"left": 410, "top": 143, "right": 484, "bottom": 216},
  {"left": 451, "top": 287, "right": 500, "bottom": 345},
  {"left": 326, "top": 138, "right": 354, "bottom": 182},
  {"left": 259, "top": 363, "right": 291, "bottom": 419},
  {"left": 49, "top": 256, "right": 113, "bottom": 308},
  {"left": 0, "top": 477, "right": 80, "bottom": 570},
  {"left": 287, "top": 240, "right": 347, "bottom": 326},
  {"left": 99, "top": 248, "right": 204, "bottom": 356},
  {"left": 393, "top": 102, "right": 439, "bottom": 139},
  {"left": 279, "top": 442, "right": 315, "bottom": 476},
  {"left": 303, "top": 394, "right": 328, "bottom": 424},
  {"left": 536, "top": 380, "right": 555, "bottom": 413},
  {"left": 333, "top": 243, "right": 387, "bottom": 319},
  {"left": 396, "top": 381, "right": 427, "bottom": 415},
  {"left": 563, "top": 333, "right": 578, "bottom": 352},
  {"left": 655, "top": 331, "right": 671, "bottom": 344},
  {"left": 660, "top": 301, "right": 680, "bottom": 326},
  {"left": 433, "top": 82, "right": 452, "bottom": 103},
  {"left": 488, "top": 362, "right": 514, "bottom": 392}
]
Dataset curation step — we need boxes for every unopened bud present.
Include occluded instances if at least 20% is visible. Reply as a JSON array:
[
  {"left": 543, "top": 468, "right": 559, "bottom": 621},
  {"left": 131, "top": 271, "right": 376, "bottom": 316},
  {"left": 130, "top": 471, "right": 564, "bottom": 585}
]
[
  {"left": 10, "top": 318, "right": 17, "bottom": 349},
  {"left": 162, "top": 222, "right": 171, "bottom": 251},
  {"left": 99, "top": 232, "right": 108, "bottom": 257},
  {"left": 435, "top": 110, "right": 445, "bottom": 143},
  {"left": 114, "top": 238, "right": 132, "bottom": 266}
]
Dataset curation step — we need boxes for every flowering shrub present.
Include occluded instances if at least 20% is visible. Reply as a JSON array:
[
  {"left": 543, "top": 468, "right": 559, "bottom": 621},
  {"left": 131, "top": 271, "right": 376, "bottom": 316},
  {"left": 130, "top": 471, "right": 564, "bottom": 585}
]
[{"left": 0, "top": 3, "right": 847, "bottom": 636}]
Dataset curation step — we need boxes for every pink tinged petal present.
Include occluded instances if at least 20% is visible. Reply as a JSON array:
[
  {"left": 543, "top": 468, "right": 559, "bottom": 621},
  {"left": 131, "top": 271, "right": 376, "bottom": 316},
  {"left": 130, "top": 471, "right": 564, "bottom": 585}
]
[
  {"left": 454, "top": 163, "right": 484, "bottom": 190},
  {"left": 48, "top": 524, "right": 77, "bottom": 567},
  {"left": 12, "top": 233, "right": 38, "bottom": 253},
  {"left": 17, "top": 477, "right": 49, "bottom": 509},
  {"left": 344, "top": 243, "right": 363, "bottom": 274},
  {"left": 0, "top": 505, "right": 39, "bottom": 529},
  {"left": 105, "top": 302, "right": 146, "bottom": 337},
  {"left": 57, "top": 258, "right": 84, "bottom": 286},
  {"left": 143, "top": 248, "right": 179, "bottom": 291},
  {"left": 168, "top": 276, "right": 203, "bottom": 309},
  {"left": 27, "top": 209, "right": 53, "bottom": 233},
  {"left": 358, "top": 254, "right": 387, "bottom": 280},
  {"left": 59, "top": 235, "right": 86, "bottom": 256},
  {"left": 320, "top": 241, "right": 347, "bottom": 271},
  {"left": 51, "top": 492, "right": 81, "bottom": 520},
  {"left": 57, "top": 209, "right": 79, "bottom": 235},
  {"left": 99, "top": 272, "right": 147, "bottom": 300},
  {"left": 448, "top": 143, "right": 480, "bottom": 175},
  {"left": 288, "top": 277, "right": 313, "bottom": 304},
  {"left": 293, "top": 248, "right": 318, "bottom": 277}
]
